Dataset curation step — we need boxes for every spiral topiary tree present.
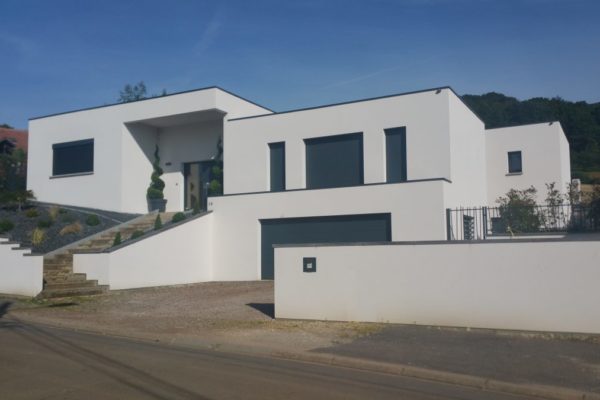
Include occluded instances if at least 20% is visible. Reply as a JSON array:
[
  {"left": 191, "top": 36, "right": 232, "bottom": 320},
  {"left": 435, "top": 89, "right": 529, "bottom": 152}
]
[{"left": 146, "top": 145, "right": 167, "bottom": 211}]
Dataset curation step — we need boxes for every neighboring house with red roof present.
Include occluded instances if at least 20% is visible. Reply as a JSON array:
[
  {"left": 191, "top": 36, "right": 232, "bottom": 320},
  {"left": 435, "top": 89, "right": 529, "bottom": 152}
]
[{"left": 0, "top": 128, "right": 28, "bottom": 155}]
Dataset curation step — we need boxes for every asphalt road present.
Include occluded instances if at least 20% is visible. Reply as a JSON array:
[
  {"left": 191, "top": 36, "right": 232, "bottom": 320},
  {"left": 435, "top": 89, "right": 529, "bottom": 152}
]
[{"left": 0, "top": 317, "right": 537, "bottom": 400}]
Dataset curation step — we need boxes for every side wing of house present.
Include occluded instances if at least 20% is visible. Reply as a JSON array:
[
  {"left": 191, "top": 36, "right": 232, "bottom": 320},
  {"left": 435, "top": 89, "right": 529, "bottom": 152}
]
[{"left": 485, "top": 122, "right": 571, "bottom": 205}]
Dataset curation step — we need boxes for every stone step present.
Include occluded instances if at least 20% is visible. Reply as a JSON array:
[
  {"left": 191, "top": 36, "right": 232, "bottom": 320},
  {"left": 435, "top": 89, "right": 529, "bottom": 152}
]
[
  {"left": 44, "top": 272, "right": 86, "bottom": 282},
  {"left": 44, "top": 265, "right": 72, "bottom": 273},
  {"left": 39, "top": 285, "right": 108, "bottom": 299},
  {"left": 44, "top": 280, "right": 99, "bottom": 290},
  {"left": 45, "top": 273, "right": 88, "bottom": 283},
  {"left": 44, "top": 262, "right": 72, "bottom": 269}
]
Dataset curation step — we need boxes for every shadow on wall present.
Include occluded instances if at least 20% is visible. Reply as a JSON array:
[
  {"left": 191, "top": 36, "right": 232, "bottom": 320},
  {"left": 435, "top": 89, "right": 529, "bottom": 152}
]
[{"left": 246, "top": 303, "right": 274, "bottom": 319}]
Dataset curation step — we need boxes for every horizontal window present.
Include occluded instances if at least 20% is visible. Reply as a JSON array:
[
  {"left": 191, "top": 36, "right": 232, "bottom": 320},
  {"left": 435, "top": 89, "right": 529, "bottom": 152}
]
[
  {"left": 508, "top": 151, "right": 522, "bottom": 173},
  {"left": 305, "top": 132, "right": 364, "bottom": 189},
  {"left": 52, "top": 139, "right": 94, "bottom": 176}
]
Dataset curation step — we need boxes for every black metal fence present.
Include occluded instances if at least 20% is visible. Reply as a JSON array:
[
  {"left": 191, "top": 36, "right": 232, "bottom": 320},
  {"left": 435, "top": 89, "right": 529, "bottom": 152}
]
[{"left": 446, "top": 204, "right": 600, "bottom": 240}]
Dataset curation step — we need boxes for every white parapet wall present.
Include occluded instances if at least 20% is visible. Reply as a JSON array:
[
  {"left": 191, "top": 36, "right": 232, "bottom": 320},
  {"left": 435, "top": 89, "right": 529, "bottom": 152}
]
[
  {"left": 275, "top": 239, "right": 600, "bottom": 334},
  {"left": 74, "top": 213, "right": 213, "bottom": 290},
  {"left": 0, "top": 238, "right": 43, "bottom": 297}
]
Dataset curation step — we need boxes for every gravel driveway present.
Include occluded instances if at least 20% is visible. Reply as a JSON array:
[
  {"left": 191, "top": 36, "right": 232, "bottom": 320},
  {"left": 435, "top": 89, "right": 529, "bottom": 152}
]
[{"left": 6, "top": 281, "right": 382, "bottom": 353}]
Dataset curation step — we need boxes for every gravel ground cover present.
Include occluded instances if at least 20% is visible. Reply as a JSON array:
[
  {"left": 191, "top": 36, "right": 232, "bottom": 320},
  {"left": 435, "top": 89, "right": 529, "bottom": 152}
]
[
  {"left": 0, "top": 203, "right": 138, "bottom": 254},
  {"left": 6, "top": 281, "right": 382, "bottom": 353}
]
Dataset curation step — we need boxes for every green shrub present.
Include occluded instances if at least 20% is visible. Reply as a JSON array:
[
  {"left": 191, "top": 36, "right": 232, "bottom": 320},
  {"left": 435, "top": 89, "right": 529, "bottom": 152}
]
[
  {"left": 85, "top": 214, "right": 101, "bottom": 226},
  {"left": 146, "top": 145, "right": 165, "bottom": 200},
  {"left": 154, "top": 214, "right": 163, "bottom": 230},
  {"left": 0, "top": 219, "right": 14, "bottom": 233},
  {"left": 192, "top": 201, "right": 201, "bottom": 215},
  {"left": 130, "top": 230, "right": 144, "bottom": 240},
  {"left": 25, "top": 208, "right": 39, "bottom": 218},
  {"left": 171, "top": 212, "right": 186, "bottom": 223},
  {"left": 60, "top": 213, "right": 76, "bottom": 223},
  {"left": 37, "top": 219, "right": 53, "bottom": 229},
  {"left": 31, "top": 228, "right": 45, "bottom": 245},
  {"left": 48, "top": 206, "right": 61, "bottom": 221},
  {"left": 60, "top": 222, "right": 82, "bottom": 236},
  {"left": 58, "top": 208, "right": 68, "bottom": 214},
  {"left": 112, "top": 232, "right": 122, "bottom": 247}
]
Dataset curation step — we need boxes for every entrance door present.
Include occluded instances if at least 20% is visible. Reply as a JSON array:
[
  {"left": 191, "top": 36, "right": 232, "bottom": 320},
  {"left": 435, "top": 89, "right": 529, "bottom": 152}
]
[{"left": 183, "top": 161, "right": 213, "bottom": 211}]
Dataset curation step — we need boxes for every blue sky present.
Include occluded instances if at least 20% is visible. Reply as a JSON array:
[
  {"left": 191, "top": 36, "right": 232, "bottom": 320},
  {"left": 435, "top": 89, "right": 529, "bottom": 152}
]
[{"left": 1, "top": 0, "right": 599, "bottom": 128}]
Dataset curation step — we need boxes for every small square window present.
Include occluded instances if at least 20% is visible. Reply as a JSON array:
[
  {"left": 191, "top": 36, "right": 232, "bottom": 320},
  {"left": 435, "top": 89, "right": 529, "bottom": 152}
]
[{"left": 508, "top": 151, "right": 522, "bottom": 173}]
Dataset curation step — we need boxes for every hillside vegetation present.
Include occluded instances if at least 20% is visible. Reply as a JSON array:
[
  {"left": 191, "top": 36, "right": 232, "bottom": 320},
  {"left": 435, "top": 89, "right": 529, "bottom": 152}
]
[{"left": 462, "top": 92, "right": 600, "bottom": 182}]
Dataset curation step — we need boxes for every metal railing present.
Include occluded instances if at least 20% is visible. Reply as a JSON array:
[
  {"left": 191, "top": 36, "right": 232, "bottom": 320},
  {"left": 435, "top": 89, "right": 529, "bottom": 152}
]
[{"left": 446, "top": 204, "right": 600, "bottom": 240}]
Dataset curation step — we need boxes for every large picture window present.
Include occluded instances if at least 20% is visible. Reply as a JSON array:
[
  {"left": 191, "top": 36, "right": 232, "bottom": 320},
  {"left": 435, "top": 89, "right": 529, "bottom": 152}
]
[
  {"left": 305, "top": 132, "right": 363, "bottom": 189},
  {"left": 52, "top": 139, "right": 94, "bottom": 176}
]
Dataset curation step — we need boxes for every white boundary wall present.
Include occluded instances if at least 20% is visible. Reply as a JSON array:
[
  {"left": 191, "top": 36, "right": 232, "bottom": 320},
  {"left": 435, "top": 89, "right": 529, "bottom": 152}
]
[
  {"left": 0, "top": 238, "right": 43, "bottom": 297},
  {"left": 275, "top": 239, "right": 600, "bottom": 334},
  {"left": 74, "top": 213, "right": 213, "bottom": 289}
]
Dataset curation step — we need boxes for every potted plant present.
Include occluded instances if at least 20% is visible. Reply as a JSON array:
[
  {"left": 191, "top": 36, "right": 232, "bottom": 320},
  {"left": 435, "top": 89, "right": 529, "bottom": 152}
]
[{"left": 147, "top": 145, "right": 167, "bottom": 212}]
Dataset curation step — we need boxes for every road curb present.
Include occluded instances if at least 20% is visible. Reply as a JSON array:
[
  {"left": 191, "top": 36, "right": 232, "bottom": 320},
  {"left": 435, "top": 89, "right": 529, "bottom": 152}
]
[
  {"left": 271, "top": 351, "right": 600, "bottom": 400},
  {"left": 10, "top": 313, "right": 600, "bottom": 400}
]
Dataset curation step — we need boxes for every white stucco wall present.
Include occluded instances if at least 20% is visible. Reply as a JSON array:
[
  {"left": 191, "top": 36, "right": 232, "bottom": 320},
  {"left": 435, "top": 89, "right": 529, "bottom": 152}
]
[
  {"left": 0, "top": 238, "right": 43, "bottom": 297},
  {"left": 224, "top": 88, "right": 452, "bottom": 195},
  {"left": 275, "top": 239, "right": 600, "bottom": 334},
  {"left": 444, "top": 93, "right": 487, "bottom": 208},
  {"left": 73, "top": 213, "right": 213, "bottom": 289},
  {"left": 28, "top": 88, "right": 270, "bottom": 213},
  {"left": 209, "top": 180, "right": 448, "bottom": 281},
  {"left": 485, "top": 122, "right": 571, "bottom": 205}
]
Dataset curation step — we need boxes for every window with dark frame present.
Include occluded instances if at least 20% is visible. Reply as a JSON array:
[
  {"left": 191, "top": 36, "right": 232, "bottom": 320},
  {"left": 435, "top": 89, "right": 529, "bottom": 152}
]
[
  {"left": 508, "top": 151, "right": 522, "bottom": 173},
  {"left": 52, "top": 139, "right": 94, "bottom": 176},
  {"left": 304, "top": 132, "right": 364, "bottom": 189},
  {"left": 384, "top": 127, "right": 407, "bottom": 183},
  {"left": 269, "top": 142, "right": 285, "bottom": 192}
]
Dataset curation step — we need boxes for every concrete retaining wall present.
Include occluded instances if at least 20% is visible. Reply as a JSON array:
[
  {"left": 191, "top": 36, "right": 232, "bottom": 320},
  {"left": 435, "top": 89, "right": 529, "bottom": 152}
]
[
  {"left": 74, "top": 213, "right": 213, "bottom": 289},
  {"left": 0, "top": 238, "right": 43, "bottom": 297},
  {"left": 275, "top": 239, "right": 600, "bottom": 334}
]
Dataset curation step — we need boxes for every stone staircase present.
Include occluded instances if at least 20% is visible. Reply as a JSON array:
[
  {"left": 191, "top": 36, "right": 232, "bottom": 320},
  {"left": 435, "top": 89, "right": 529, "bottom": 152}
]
[{"left": 40, "top": 212, "right": 175, "bottom": 299}]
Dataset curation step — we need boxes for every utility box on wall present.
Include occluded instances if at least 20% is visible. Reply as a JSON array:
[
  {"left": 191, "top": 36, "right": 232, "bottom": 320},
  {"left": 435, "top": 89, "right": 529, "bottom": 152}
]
[{"left": 303, "top": 257, "right": 316, "bottom": 273}]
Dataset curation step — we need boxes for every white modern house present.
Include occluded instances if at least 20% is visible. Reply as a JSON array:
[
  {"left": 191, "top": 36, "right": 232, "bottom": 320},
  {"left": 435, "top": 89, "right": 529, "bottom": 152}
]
[
  {"left": 11, "top": 85, "right": 600, "bottom": 335},
  {"left": 26, "top": 86, "right": 571, "bottom": 281}
]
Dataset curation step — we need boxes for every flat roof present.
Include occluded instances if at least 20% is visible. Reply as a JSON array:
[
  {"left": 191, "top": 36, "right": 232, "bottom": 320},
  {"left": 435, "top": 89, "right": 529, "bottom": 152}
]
[
  {"left": 29, "top": 84, "right": 485, "bottom": 125},
  {"left": 29, "top": 86, "right": 274, "bottom": 121},
  {"left": 227, "top": 86, "right": 484, "bottom": 124}
]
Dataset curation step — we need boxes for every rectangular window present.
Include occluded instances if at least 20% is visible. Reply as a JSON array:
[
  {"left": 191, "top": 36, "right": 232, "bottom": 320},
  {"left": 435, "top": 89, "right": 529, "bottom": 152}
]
[
  {"left": 508, "top": 151, "right": 522, "bottom": 173},
  {"left": 305, "top": 132, "right": 363, "bottom": 189},
  {"left": 52, "top": 139, "right": 94, "bottom": 176},
  {"left": 269, "top": 142, "right": 285, "bottom": 192},
  {"left": 384, "top": 127, "right": 407, "bottom": 182}
]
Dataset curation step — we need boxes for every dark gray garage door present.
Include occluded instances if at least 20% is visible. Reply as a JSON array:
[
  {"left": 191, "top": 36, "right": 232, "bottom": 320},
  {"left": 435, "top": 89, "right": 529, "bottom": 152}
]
[{"left": 260, "top": 213, "right": 391, "bottom": 280}]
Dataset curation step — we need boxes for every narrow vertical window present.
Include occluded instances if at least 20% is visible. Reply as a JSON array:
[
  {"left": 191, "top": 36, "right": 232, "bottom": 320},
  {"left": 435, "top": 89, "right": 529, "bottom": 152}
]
[
  {"left": 508, "top": 151, "right": 522, "bottom": 173},
  {"left": 269, "top": 142, "right": 285, "bottom": 192},
  {"left": 385, "top": 127, "right": 407, "bottom": 182}
]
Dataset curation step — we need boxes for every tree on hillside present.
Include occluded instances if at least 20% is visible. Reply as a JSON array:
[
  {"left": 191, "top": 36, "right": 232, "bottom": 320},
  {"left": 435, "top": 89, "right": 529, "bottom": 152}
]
[
  {"left": 0, "top": 123, "right": 13, "bottom": 129},
  {"left": 117, "top": 82, "right": 168, "bottom": 103},
  {"left": 462, "top": 92, "right": 600, "bottom": 180},
  {"left": 118, "top": 81, "right": 147, "bottom": 103}
]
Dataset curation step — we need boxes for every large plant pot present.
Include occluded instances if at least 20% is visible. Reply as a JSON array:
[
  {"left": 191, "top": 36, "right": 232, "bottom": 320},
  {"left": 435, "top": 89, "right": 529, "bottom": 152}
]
[{"left": 147, "top": 198, "right": 167, "bottom": 212}]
